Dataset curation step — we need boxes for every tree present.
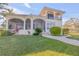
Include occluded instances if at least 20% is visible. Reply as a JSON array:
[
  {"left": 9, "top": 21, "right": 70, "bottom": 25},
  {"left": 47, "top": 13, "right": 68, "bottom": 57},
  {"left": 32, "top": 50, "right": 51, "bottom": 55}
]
[
  {"left": 0, "top": 3, "right": 8, "bottom": 9},
  {"left": 0, "top": 3, "right": 13, "bottom": 29},
  {"left": 0, "top": 3, "right": 14, "bottom": 16}
]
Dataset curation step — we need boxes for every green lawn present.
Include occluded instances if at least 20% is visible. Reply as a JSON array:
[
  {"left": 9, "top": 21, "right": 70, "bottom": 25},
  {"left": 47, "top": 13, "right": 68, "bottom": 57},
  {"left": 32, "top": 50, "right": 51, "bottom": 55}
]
[
  {"left": 0, "top": 35, "right": 79, "bottom": 56},
  {"left": 68, "top": 35, "right": 79, "bottom": 40}
]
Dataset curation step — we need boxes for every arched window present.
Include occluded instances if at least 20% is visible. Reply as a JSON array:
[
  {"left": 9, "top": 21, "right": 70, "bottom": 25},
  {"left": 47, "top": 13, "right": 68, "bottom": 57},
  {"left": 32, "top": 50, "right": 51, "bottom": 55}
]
[
  {"left": 33, "top": 19, "right": 45, "bottom": 31},
  {"left": 8, "top": 18, "right": 24, "bottom": 29},
  {"left": 25, "top": 19, "right": 31, "bottom": 29}
]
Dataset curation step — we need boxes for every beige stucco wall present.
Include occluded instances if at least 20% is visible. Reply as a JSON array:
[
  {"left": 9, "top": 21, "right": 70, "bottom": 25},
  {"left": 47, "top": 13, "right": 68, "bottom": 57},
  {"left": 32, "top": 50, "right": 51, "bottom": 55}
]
[
  {"left": 40, "top": 7, "right": 63, "bottom": 17},
  {"left": 5, "top": 14, "right": 47, "bottom": 21},
  {"left": 5, "top": 14, "right": 62, "bottom": 35}
]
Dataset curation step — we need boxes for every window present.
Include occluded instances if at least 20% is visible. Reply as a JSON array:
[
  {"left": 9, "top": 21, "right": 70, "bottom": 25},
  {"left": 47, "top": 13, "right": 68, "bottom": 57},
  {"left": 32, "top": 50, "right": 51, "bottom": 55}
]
[
  {"left": 47, "top": 13, "right": 54, "bottom": 19},
  {"left": 8, "top": 19, "right": 24, "bottom": 29},
  {"left": 25, "top": 19, "right": 31, "bottom": 29}
]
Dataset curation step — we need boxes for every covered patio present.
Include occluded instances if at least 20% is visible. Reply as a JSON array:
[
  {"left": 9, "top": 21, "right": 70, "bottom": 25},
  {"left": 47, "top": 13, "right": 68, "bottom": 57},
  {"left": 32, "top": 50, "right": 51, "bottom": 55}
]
[{"left": 6, "top": 18, "right": 46, "bottom": 35}]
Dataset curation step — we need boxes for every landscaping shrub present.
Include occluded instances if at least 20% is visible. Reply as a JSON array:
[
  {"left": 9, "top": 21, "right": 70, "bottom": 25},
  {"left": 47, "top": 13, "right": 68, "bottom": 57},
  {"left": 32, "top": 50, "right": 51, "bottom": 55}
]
[
  {"left": 33, "top": 32, "right": 39, "bottom": 35},
  {"left": 50, "top": 27, "right": 61, "bottom": 36},
  {"left": 63, "top": 28, "right": 69, "bottom": 35},
  {"left": 33, "top": 28, "right": 42, "bottom": 35},
  {"left": 35, "top": 28, "right": 42, "bottom": 33}
]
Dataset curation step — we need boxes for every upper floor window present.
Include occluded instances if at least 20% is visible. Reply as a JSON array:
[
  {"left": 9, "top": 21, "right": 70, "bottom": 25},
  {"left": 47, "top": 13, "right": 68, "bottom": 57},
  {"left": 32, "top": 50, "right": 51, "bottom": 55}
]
[{"left": 47, "top": 13, "right": 54, "bottom": 19}]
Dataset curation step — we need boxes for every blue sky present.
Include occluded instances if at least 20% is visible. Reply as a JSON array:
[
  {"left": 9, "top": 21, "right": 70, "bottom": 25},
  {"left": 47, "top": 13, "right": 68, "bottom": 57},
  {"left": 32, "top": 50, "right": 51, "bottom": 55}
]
[
  {"left": 9, "top": 3, "right": 79, "bottom": 22},
  {"left": 1, "top": 3, "right": 79, "bottom": 25}
]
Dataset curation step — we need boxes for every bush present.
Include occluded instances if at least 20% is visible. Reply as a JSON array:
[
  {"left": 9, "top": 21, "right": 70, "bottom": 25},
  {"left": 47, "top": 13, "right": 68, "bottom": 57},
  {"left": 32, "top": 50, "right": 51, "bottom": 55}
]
[
  {"left": 63, "top": 28, "right": 69, "bottom": 35},
  {"left": 0, "top": 30, "right": 14, "bottom": 36},
  {"left": 35, "top": 28, "right": 42, "bottom": 33},
  {"left": 33, "top": 32, "right": 39, "bottom": 35},
  {"left": 50, "top": 27, "right": 61, "bottom": 36},
  {"left": 33, "top": 28, "right": 42, "bottom": 35}
]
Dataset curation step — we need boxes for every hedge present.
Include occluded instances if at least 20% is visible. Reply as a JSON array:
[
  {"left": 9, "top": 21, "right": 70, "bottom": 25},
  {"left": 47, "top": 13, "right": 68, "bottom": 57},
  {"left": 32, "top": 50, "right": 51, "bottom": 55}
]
[{"left": 50, "top": 27, "right": 61, "bottom": 36}]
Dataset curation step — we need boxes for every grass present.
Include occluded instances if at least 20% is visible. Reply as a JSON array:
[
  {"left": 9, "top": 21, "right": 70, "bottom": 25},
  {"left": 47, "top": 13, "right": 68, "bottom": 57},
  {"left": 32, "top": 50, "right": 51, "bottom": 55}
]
[
  {"left": 0, "top": 35, "right": 79, "bottom": 56},
  {"left": 67, "top": 35, "right": 79, "bottom": 40}
]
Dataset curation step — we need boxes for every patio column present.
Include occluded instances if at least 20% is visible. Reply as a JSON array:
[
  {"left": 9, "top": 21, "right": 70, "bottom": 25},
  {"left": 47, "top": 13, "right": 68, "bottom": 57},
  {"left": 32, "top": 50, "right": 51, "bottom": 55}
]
[
  {"left": 60, "top": 16, "right": 63, "bottom": 35},
  {"left": 6, "top": 20, "right": 8, "bottom": 30},
  {"left": 31, "top": 19, "right": 33, "bottom": 31},
  {"left": 61, "top": 25, "right": 63, "bottom": 36},
  {"left": 45, "top": 21, "right": 47, "bottom": 32},
  {"left": 24, "top": 20, "right": 26, "bottom": 30}
]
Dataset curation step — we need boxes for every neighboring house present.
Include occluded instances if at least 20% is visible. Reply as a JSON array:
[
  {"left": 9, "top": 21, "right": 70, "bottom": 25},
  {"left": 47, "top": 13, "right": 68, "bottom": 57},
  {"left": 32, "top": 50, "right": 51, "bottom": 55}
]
[
  {"left": 64, "top": 18, "right": 79, "bottom": 34},
  {"left": 5, "top": 7, "right": 64, "bottom": 35}
]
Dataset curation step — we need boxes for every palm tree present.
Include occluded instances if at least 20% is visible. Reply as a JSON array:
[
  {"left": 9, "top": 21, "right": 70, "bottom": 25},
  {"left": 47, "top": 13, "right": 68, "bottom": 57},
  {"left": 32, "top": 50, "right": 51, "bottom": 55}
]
[
  {"left": 0, "top": 3, "right": 8, "bottom": 8},
  {"left": 0, "top": 3, "right": 14, "bottom": 16},
  {"left": 0, "top": 3, "right": 13, "bottom": 29}
]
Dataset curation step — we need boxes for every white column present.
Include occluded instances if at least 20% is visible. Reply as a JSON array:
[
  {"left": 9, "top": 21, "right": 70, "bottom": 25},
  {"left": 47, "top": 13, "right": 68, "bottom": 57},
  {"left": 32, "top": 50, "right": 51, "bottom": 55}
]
[
  {"left": 61, "top": 24, "right": 63, "bottom": 35},
  {"left": 31, "top": 19, "right": 33, "bottom": 31},
  {"left": 45, "top": 21, "right": 47, "bottom": 32},
  {"left": 30, "top": 19, "right": 33, "bottom": 35},
  {"left": 24, "top": 20, "right": 26, "bottom": 30},
  {"left": 60, "top": 16, "right": 63, "bottom": 35}
]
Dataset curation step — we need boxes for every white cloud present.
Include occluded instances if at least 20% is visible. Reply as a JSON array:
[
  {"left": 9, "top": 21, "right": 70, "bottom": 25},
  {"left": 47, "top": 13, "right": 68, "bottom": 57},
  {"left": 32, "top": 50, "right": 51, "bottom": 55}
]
[
  {"left": 5, "top": 5, "right": 29, "bottom": 14},
  {"left": 12, "top": 8, "right": 26, "bottom": 14},
  {"left": 24, "top": 3, "right": 31, "bottom": 8}
]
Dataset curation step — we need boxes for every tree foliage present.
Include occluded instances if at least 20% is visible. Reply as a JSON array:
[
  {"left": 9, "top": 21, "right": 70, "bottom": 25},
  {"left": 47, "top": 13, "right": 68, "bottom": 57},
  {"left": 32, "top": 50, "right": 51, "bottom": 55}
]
[{"left": 0, "top": 3, "right": 13, "bottom": 16}]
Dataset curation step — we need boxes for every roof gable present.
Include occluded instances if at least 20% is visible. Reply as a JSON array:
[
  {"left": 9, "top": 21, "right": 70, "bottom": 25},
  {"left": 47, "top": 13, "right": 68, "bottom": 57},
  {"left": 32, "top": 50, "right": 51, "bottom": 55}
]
[{"left": 40, "top": 7, "right": 65, "bottom": 15}]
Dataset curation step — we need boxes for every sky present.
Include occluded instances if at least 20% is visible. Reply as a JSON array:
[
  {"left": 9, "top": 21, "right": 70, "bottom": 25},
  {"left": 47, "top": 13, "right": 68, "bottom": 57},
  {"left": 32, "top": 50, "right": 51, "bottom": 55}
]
[{"left": 0, "top": 3, "right": 79, "bottom": 25}]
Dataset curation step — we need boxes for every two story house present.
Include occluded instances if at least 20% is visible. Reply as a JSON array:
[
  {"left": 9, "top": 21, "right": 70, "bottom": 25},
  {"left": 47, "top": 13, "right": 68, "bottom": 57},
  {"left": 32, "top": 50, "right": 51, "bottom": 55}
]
[{"left": 5, "top": 7, "right": 64, "bottom": 35}]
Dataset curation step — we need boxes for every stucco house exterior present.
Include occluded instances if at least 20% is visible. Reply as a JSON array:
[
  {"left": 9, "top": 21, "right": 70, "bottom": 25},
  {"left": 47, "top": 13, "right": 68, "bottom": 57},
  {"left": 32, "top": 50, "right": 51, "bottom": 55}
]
[{"left": 5, "top": 7, "right": 64, "bottom": 35}]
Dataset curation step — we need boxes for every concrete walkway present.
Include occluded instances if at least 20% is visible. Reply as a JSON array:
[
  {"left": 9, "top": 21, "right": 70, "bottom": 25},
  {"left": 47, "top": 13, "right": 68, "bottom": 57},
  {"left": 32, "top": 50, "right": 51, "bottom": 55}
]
[{"left": 42, "top": 34, "right": 79, "bottom": 46}]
